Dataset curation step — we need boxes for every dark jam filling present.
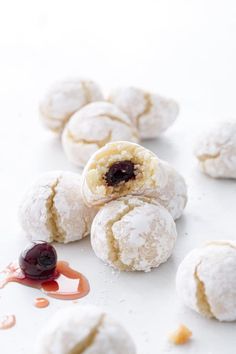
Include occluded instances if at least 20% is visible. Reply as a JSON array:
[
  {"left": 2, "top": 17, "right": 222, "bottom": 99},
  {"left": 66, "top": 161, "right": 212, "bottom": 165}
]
[{"left": 105, "top": 160, "right": 135, "bottom": 186}]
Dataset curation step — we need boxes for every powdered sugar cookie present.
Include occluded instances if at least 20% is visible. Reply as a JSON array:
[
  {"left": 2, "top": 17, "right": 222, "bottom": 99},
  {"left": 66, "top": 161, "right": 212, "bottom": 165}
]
[
  {"left": 39, "top": 78, "right": 103, "bottom": 133},
  {"left": 109, "top": 87, "right": 179, "bottom": 139},
  {"left": 176, "top": 240, "right": 236, "bottom": 321},
  {"left": 195, "top": 121, "right": 236, "bottom": 178},
  {"left": 91, "top": 196, "right": 177, "bottom": 272},
  {"left": 81, "top": 141, "right": 168, "bottom": 207},
  {"left": 35, "top": 304, "right": 136, "bottom": 354},
  {"left": 62, "top": 102, "right": 139, "bottom": 167},
  {"left": 154, "top": 161, "right": 187, "bottom": 220},
  {"left": 19, "top": 171, "right": 97, "bottom": 243}
]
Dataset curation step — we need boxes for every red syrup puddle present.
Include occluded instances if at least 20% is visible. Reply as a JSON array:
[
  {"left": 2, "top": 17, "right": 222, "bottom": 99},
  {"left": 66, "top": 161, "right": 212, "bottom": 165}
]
[{"left": 0, "top": 261, "right": 90, "bottom": 300}]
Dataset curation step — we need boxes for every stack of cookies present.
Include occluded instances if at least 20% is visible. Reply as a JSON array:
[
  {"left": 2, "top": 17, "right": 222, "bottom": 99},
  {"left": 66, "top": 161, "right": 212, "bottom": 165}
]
[
  {"left": 19, "top": 141, "right": 187, "bottom": 272},
  {"left": 39, "top": 78, "right": 179, "bottom": 167}
]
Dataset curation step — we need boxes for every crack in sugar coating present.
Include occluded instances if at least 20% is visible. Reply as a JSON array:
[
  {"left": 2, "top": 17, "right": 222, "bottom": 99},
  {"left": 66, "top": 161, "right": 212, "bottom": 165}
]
[
  {"left": 46, "top": 178, "right": 66, "bottom": 243},
  {"left": 66, "top": 129, "right": 112, "bottom": 148},
  {"left": 68, "top": 315, "right": 105, "bottom": 354},
  {"left": 194, "top": 263, "right": 214, "bottom": 318},
  {"left": 105, "top": 200, "right": 139, "bottom": 271},
  {"left": 102, "top": 196, "right": 169, "bottom": 271},
  {"left": 197, "top": 152, "right": 220, "bottom": 162},
  {"left": 104, "top": 160, "right": 136, "bottom": 186},
  {"left": 206, "top": 240, "right": 236, "bottom": 250},
  {"left": 136, "top": 92, "right": 153, "bottom": 129},
  {"left": 97, "top": 114, "right": 133, "bottom": 128},
  {"left": 81, "top": 81, "right": 92, "bottom": 103}
]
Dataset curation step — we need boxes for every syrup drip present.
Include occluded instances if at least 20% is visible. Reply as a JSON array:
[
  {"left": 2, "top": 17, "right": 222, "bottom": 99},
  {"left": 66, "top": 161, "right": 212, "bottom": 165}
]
[
  {"left": 0, "top": 261, "right": 90, "bottom": 300},
  {"left": 34, "top": 298, "right": 49, "bottom": 308},
  {"left": 0, "top": 315, "right": 16, "bottom": 330}
]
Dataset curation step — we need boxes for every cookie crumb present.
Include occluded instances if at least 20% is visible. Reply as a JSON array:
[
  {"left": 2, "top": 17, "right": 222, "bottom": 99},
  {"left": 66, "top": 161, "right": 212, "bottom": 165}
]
[{"left": 169, "top": 324, "right": 192, "bottom": 345}]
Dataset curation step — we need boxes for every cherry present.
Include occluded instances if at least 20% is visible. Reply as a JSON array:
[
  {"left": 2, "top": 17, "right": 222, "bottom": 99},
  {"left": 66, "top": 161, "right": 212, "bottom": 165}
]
[
  {"left": 19, "top": 241, "right": 57, "bottom": 280},
  {"left": 105, "top": 160, "right": 135, "bottom": 186}
]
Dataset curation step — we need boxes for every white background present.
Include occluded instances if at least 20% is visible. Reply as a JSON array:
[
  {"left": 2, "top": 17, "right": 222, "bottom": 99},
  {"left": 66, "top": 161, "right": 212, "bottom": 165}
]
[{"left": 0, "top": 1, "right": 236, "bottom": 353}]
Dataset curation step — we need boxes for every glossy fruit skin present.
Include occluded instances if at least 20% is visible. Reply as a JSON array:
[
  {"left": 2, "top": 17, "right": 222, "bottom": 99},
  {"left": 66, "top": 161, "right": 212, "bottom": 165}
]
[
  {"left": 105, "top": 160, "right": 135, "bottom": 186},
  {"left": 19, "top": 241, "right": 57, "bottom": 280}
]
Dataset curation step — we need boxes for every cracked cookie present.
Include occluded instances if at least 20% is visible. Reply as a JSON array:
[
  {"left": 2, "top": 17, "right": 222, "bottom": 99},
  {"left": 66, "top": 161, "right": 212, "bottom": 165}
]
[
  {"left": 34, "top": 304, "right": 136, "bottom": 354},
  {"left": 62, "top": 102, "right": 139, "bottom": 167},
  {"left": 153, "top": 160, "right": 187, "bottom": 220},
  {"left": 108, "top": 86, "right": 179, "bottom": 139},
  {"left": 195, "top": 121, "right": 236, "bottom": 178},
  {"left": 176, "top": 240, "right": 236, "bottom": 321},
  {"left": 91, "top": 196, "right": 177, "bottom": 272},
  {"left": 39, "top": 78, "right": 103, "bottom": 134},
  {"left": 81, "top": 141, "right": 168, "bottom": 207},
  {"left": 19, "top": 171, "right": 97, "bottom": 243}
]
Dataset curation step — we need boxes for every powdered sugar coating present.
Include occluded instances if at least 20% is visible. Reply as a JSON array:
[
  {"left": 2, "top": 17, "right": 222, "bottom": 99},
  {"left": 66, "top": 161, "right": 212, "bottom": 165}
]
[
  {"left": 19, "top": 171, "right": 97, "bottom": 243},
  {"left": 154, "top": 161, "right": 188, "bottom": 220},
  {"left": 81, "top": 141, "right": 168, "bottom": 207},
  {"left": 109, "top": 87, "right": 179, "bottom": 139},
  {"left": 39, "top": 78, "right": 103, "bottom": 133},
  {"left": 176, "top": 240, "right": 236, "bottom": 321},
  {"left": 91, "top": 196, "right": 177, "bottom": 272},
  {"left": 62, "top": 102, "right": 139, "bottom": 167},
  {"left": 35, "top": 304, "right": 136, "bottom": 354},
  {"left": 195, "top": 121, "right": 236, "bottom": 178}
]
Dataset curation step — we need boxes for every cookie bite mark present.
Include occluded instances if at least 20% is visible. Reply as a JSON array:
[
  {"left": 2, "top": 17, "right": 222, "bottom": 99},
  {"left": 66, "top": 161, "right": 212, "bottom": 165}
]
[{"left": 81, "top": 141, "right": 166, "bottom": 206}]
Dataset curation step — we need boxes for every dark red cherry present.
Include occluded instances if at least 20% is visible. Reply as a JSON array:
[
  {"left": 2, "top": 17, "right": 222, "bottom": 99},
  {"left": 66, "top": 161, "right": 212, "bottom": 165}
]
[
  {"left": 19, "top": 241, "right": 57, "bottom": 280},
  {"left": 105, "top": 160, "right": 135, "bottom": 186}
]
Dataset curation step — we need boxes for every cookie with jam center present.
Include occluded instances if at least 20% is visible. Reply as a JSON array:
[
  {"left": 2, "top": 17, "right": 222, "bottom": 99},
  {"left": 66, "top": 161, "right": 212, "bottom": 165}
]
[{"left": 81, "top": 141, "right": 168, "bottom": 207}]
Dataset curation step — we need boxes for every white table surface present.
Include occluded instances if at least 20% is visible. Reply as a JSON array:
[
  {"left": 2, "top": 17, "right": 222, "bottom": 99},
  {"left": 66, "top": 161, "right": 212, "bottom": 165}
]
[{"left": 1, "top": 1, "right": 236, "bottom": 353}]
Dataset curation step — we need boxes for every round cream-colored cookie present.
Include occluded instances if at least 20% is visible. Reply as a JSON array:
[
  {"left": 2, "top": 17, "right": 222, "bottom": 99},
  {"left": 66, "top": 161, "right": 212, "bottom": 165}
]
[
  {"left": 19, "top": 171, "right": 97, "bottom": 243},
  {"left": 154, "top": 161, "right": 187, "bottom": 220},
  {"left": 39, "top": 78, "right": 103, "bottom": 133},
  {"left": 35, "top": 304, "right": 136, "bottom": 354},
  {"left": 109, "top": 87, "right": 179, "bottom": 139},
  {"left": 195, "top": 121, "right": 236, "bottom": 178},
  {"left": 176, "top": 240, "right": 236, "bottom": 321},
  {"left": 91, "top": 196, "right": 177, "bottom": 272},
  {"left": 81, "top": 141, "right": 168, "bottom": 207},
  {"left": 62, "top": 102, "right": 139, "bottom": 167}
]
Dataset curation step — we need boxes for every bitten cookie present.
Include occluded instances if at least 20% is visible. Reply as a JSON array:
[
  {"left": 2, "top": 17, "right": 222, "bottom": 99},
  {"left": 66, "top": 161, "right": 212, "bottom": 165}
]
[
  {"left": 62, "top": 102, "right": 139, "bottom": 167},
  {"left": 109, "top": 86, "right": 179, "bottom": 139},
  {"left": 195, "top": 121, "right": 236, "bottom": 178},
  {"left": 35, "top": 304, "right": 136, "bottom": 354},
  {"left": 39, "top": 78, "right": 103, "bottom": 133},
  {"left": 81, "top": 141, "right": 168, "bottom": 206},
  {"left": 19, "top": 171, "right": 97, "bottom": 243},
  {"left": 176, "top": 240, "right": 236, "bottom": 321},
  {"left": 91, "top": 196, "right": 177, "bottom": 272}
]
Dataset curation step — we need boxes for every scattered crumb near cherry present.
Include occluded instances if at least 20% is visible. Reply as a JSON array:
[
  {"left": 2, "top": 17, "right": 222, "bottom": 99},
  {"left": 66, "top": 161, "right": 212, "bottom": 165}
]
[{"left": 169, "top": 324, "right": 192, "bottom": 345}]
